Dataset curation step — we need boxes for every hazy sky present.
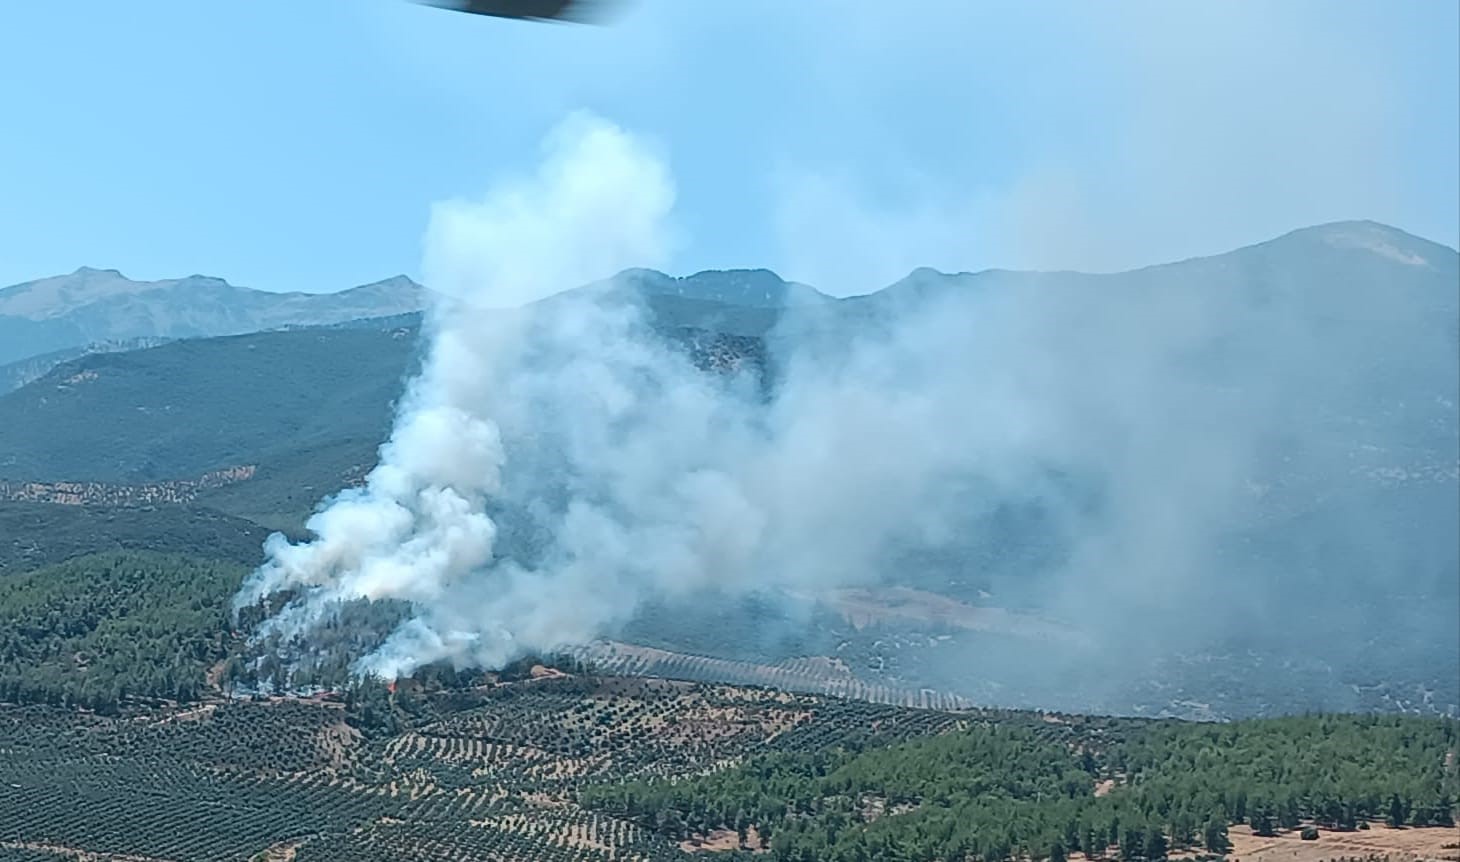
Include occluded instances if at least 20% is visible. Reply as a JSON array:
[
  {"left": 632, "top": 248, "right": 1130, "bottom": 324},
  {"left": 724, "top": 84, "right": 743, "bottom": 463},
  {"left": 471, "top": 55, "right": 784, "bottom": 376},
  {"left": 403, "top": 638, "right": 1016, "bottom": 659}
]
[{"left": 2, "top": 0, "right": 1456, "bottom": 296}]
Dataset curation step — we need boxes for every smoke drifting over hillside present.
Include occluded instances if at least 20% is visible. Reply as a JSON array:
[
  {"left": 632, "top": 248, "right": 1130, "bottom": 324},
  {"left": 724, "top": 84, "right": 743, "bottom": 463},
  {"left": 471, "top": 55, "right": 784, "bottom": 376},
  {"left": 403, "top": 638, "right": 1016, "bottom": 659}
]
[{"left": 236, "top": 112, "right": 1458, "bottom": 699}]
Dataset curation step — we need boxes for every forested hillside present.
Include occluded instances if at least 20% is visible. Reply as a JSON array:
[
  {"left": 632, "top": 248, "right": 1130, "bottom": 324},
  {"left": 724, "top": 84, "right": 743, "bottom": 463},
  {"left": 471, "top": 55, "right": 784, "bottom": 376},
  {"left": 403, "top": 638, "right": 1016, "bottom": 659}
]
[
  {"left": 0, "top": 502, "right": 276, "bottom": 574},
  {"left": 0, "top": 326, "right": 418, "bottom": 483},
  {"left": 587, "top": 714, "right": 1459, "bottom": 862},
  {"left": 0, "top": 300, "right": 771, "bottom": 493},
  {"left": 0, "top": 551, "right": 244, "bottom": 710}
]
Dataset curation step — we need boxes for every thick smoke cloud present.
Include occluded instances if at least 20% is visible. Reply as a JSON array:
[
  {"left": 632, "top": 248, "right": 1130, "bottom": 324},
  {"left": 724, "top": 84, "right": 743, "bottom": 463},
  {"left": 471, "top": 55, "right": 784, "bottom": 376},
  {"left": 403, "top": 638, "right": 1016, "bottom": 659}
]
[
  {"left": 236, "top": 112, "right": 681, "bottom": 675},
  {"left": 237, "top": 112, "right": 1458, "bottom": 701}
]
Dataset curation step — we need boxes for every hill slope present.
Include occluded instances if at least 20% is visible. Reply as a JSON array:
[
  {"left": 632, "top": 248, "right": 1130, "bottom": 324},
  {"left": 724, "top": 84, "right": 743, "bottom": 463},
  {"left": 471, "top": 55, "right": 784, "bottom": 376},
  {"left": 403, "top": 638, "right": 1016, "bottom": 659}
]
[
  {"left": 0, "top": 284, "right": 783, "bottom": 487},
  {"left": 0, "top": 336, "right": 172, "bottom": 394},
  {"left": 0, "top": 325, "right": 417, "bottom": 484},
  {"left": 3, "top": 222, "right": 1451, "bottom": 486},
  {"left": 0, "top": 502, "right": 282, "bottom": 575}
]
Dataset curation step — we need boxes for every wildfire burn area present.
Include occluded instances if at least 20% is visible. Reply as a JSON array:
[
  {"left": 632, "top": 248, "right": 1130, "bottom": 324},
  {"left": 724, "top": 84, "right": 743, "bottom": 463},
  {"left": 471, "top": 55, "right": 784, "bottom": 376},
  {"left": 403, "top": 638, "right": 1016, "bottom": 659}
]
[{"left": 0, "top": 674, "right": 1453, "bottom": 862}]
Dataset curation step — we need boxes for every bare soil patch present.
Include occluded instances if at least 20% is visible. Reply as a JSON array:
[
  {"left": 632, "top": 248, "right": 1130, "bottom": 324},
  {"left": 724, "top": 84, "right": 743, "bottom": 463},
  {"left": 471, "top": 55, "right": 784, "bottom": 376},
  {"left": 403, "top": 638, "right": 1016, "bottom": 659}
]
[
  {"left": 825, "top": 586, "right": 1087, "bottom": 645},
  {"left": 314, "top": 718, "right": 362, "bottom": 770},
  {"left": 1226, "top": 823, "right": 1460, "bottom": 862},
  {"left": 680, "top": 826, "right": 765, "bottom": 854},
  {"left": 252, "top": 839, "right": 303, "bottom": 862}
]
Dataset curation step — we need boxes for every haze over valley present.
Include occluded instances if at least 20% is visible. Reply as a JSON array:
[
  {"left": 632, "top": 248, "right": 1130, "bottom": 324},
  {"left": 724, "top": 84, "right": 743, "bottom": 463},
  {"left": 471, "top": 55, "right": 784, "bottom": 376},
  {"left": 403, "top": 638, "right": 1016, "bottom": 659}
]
[{"left": 5, "top": 195, "right": 1455, "bottom": 721}]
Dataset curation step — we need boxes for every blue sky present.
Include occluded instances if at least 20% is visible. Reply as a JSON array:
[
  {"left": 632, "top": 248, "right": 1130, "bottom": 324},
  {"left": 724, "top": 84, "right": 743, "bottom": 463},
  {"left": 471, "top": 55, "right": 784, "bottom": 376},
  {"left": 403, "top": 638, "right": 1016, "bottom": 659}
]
[{"left": 1, "top": 0, "right": 1456, "bottom": 296}]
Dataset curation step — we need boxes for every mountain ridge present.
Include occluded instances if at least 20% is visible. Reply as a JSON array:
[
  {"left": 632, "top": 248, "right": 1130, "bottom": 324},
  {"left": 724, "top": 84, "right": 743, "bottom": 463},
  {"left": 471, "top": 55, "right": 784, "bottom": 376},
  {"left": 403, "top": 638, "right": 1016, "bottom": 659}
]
[
  {"left": 0, "top": 268, "right": 429, "bottom": 318},
  {"left": 0, "top": 270, "right": 433, "bottom": 366},
  {"left": 4, "top": 220, "right": 1451, "bottom": 369},
  {"left": 2, "top": 219, "right": 1453, "bottom": 489},
  {"left": 864, "top": 220, "right": 1457, "bottom": 283},
  {"left": 9, "top": 219, "right": 1451, "bottom": 311}
]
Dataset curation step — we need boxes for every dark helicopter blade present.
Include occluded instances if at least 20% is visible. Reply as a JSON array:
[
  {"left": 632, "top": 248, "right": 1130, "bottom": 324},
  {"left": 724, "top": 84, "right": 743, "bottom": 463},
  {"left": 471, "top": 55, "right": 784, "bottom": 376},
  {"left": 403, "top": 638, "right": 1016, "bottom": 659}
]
[{"left": 412, "top": 0, "right": 614, "bottom": 23}]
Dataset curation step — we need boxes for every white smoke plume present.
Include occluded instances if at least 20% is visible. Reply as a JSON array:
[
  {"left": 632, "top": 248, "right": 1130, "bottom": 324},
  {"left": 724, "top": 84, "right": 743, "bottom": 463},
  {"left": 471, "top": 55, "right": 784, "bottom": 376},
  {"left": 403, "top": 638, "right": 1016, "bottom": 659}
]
[
  {"left": 237, "top": 110, "right": 1457, "bottom": 697},
  {"left": 235, "top": 112, "right": 685, "bottom": 676}
]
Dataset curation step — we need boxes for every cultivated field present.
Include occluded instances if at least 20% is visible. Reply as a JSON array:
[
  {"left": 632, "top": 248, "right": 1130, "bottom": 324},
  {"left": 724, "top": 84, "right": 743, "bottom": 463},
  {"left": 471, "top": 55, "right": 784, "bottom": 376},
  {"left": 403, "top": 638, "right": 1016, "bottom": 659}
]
[
  {"left": 0, "top": 674, "right": 967, "bottom": 862},
  {"left": 0, "top": 669, "right": 1454, "bottom": 862},
  {"left": 569, "top": 639, "right": 975, "bottom": 709}
]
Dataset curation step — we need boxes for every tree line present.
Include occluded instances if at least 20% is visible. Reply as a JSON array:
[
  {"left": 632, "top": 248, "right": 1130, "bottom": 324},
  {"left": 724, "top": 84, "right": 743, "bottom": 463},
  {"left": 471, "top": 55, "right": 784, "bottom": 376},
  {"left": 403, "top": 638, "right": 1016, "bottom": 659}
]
[{"left": 583, "top": 713, "right": 1458, "bottom": 862}]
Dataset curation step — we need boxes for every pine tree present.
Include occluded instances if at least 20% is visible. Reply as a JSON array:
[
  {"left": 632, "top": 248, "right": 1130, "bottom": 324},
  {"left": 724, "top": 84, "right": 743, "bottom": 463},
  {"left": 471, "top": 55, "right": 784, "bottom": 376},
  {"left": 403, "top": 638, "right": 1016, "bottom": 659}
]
[
  {"left": 1170, "top": 812, "right": 1194, "bottom": 848},
  {"left": 1065, "top": 819, "right": 1081, "bottom": 855},
  {"left": 1432, "top": 796, "right": 1456, "bottom": 827},
  {"left": 1121, "top": 827, "right": 1145, "bottom": 862},
  {"left": 1203, "top": 817, "right": 1229, "bottom": 853},
  {"left": 1144, "top": 829, "right": 1168, "bottom": 862},
  {"left": 1387, "top": 794, "right": 1408, "bottom": 828}
]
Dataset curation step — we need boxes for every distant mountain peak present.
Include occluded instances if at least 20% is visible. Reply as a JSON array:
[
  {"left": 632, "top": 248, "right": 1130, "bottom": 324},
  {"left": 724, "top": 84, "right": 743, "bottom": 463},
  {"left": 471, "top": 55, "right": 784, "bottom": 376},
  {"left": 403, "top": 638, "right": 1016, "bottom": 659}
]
[
  {"left": 1292, "top": 220, "right": 1436, "bottom": 267},
  {"left": 0, "top": 267, "right": 158, "bottom": 320},
  {"left": 345, "top": 274, "right": 424, "bottom": 294},
  {"left": 609, "top": 267, "right": 827, "bottom": 309},
  {"left": 688, "top": 267, "right": 782, "bottom": 278},
  {"left": 0, "top": 269, "right": 432, "bottom": 367},
  {"left": 1297, "top": 218, "right": 1408, "bottom": 236}
]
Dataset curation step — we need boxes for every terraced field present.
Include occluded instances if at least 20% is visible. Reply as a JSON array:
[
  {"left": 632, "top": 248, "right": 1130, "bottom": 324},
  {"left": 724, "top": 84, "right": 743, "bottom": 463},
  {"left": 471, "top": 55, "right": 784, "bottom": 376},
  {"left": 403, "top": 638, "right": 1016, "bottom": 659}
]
[
  {"left": 569, "top": 640, "right": 976, "bottom": 710},
  {"left": 0, "top": 674, "right": 973, "bottom": 862},
  {"left": 2, "top": 671, "right": 1456, "bottom": 862}
]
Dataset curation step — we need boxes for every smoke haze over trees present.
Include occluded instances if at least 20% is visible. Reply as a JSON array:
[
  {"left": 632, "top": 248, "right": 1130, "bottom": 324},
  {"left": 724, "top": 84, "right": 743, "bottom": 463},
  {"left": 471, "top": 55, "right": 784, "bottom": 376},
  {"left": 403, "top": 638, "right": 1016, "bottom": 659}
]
[{"left": 232, "top": 113, "right": 1459, "bottom": 710}]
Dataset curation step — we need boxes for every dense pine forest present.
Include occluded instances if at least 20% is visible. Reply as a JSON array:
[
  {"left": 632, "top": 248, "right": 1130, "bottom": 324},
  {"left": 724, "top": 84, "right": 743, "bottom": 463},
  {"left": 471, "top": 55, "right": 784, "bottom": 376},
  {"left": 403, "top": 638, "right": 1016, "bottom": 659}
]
[
  {"left": 0, "top": 551, "right": 242, "bottom": 710},
  {"left": 584, "top": 715, "right": 1458, "bottom": 861}
]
